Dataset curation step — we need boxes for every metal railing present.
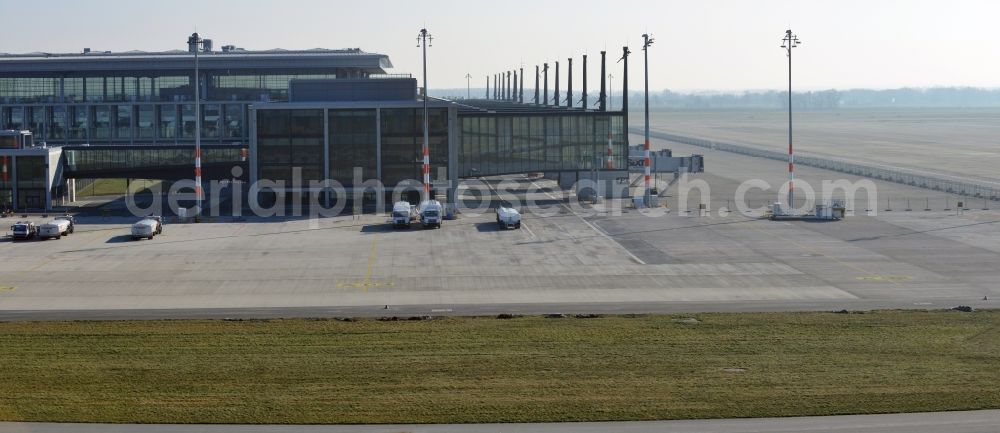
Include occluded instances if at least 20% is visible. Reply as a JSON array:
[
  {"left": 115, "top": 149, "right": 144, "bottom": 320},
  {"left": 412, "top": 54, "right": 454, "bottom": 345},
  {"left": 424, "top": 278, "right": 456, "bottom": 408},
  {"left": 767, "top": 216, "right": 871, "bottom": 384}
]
[{"left": 639, "top": 129, "right": 1000, "bottom": 201}]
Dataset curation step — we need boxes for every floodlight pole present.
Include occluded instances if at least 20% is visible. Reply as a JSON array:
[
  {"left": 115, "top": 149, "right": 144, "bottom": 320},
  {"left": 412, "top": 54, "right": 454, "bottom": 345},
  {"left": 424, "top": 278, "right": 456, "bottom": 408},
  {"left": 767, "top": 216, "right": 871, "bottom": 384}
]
[
  {"left": 642, "top": 34, "right": 654, "bottom": 205},
  {"left": 781, "top": 29, "right": 800, "bottom": 209},
  {"left": 188, "top": 32, "right": 204, "bottom": 216},
  {"left": 465, "top": 73, "right": 472, "bottom": 99},
  {"left": 418, "top": 28, "right": 432, "bottom": 198}
]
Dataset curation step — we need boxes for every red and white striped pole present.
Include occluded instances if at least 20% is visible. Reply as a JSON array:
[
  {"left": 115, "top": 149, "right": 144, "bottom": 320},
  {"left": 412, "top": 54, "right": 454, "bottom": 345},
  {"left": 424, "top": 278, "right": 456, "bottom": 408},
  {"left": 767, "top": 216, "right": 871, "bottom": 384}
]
[
  {"left": 788, "top": 141, "right": 794, "bottom": 207},
  {"left": 194, "top": 148, "right": 202, "bottom": 203},
  {"left": 189, "top": 32, "right": 203, "bottom": 214},
  {"left": 422, "top": 143, "right": 430, "bottom": 196},
  {"left": 418, "top": 28, "right": 433, "bottom": 198},
  {"left": 644, "top": 138, "right": 651, "bottom": 197}
]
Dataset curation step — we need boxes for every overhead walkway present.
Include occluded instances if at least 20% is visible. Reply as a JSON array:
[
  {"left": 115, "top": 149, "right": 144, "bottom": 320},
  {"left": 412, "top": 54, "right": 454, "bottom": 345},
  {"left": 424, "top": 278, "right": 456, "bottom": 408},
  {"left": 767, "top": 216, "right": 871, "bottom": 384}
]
[{"left": 62, "top": 145, "right": 248, "bottom": 180}]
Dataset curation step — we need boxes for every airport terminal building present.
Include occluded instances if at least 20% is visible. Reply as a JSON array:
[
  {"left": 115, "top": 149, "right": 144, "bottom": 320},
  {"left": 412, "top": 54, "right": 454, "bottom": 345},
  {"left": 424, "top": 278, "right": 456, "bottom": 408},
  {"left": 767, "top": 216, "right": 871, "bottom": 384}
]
[{"left": 0, "top": 35, "right": 695, "bottom": 211}]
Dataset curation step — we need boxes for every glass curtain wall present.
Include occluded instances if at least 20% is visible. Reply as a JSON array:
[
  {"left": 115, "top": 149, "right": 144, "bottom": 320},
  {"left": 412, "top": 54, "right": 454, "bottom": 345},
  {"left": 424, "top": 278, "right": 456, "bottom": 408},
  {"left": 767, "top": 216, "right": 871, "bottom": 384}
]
[
  {"left": 380, "top": 108, "right": 448, "bottom": 186},
  {"left": 224, "top": 105, "right": 243, "bottom": 139},
  {"left": 137, "top": 105, "right": 155, "bottom": 139},
  {"left": 256, "top": 109, "right": 323, "bottom": 184},
  {"left": 158, "top": 105, "right": 176, "bottom": 140},
  {"left": 115, "top": 105, "right": 132, "bottom": 141},
  {"left": 289, "top": 110, "right": 323, "bottom": 182},
  {"left": 457, "top": 112, "right": 625, "bottom": 177},
  {"left": 15, "top": 156, "right": 45, "bottom": 209},
  {"left": 329, "top": 110, "right": 376, "bottom": 186}
]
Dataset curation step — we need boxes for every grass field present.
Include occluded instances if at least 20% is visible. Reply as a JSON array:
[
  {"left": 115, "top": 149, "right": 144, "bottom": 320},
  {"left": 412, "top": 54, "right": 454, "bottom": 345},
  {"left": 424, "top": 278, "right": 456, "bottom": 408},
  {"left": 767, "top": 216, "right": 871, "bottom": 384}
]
[
  {"left": 1, "top": 311, "right": 998, "bottom": 424},
  {"left": 76, "top": 179, "right": 162, "bottom": 197}
]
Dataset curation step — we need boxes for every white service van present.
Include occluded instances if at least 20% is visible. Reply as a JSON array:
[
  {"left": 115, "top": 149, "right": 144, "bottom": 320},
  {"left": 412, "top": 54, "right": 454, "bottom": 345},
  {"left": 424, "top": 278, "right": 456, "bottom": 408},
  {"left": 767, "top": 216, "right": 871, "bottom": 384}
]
[
  {"left": 10, "top": 221, "right": 37, "bottom": 240},
  {"left": 392, "top": 201, "right": 415, "bottom": 229},
  {"left": 418, "top": 200, "right": 443, "bottom": 229},
  {"left": 131, "top": 216, "right": 163, "bottom": 240},
  {"left": 38, "top": 219, "right": 72, "bottom": 240},
  {"left": 496, "top": 206, "right": 521, "bottom": 230}
]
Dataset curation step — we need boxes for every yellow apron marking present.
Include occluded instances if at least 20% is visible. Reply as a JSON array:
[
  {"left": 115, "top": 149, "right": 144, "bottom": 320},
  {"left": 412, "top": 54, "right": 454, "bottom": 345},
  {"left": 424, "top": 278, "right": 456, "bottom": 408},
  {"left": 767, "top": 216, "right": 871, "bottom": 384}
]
[
  {"left": 337, "top": 235, "right": 394, "bottom": 291},
  {"left": 752, "top": 225, "right": 906, "bottom": 286}
]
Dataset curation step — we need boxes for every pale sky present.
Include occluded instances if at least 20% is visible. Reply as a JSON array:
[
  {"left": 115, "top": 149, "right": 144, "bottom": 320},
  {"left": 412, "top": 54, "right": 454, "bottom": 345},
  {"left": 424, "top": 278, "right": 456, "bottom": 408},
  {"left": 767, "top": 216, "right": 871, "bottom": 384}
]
[{"left": 2, "top": 0, "right": 998, "bottom": 91}]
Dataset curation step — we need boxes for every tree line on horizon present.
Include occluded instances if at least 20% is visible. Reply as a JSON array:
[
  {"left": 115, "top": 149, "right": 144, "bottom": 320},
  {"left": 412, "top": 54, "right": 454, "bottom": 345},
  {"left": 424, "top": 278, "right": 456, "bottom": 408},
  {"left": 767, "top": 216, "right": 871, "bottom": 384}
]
[{"left": 430, "top": 87, "right": 1000, "bottom": 109}]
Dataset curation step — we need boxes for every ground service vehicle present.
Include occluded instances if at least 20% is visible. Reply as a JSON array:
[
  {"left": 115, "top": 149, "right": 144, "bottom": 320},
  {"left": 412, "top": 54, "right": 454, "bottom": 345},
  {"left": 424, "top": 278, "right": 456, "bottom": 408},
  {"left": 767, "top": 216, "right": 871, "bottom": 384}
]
[
  {"left": 392, "top": 201, "right": 415, "bottom": 229},
  {"left": 54, "top": 215, "right": 75, "bottom": 233},
  {"left": 11, "top": 221, "right": 36, "bottom": 240},
  {"left": 38, "top": 219, "right": 72, "bottom": 240},
  {"left": 419, "top": 200, "right": 443, "bottom": 229},
  {"left": 496, "top": 206, "right": 522, "bottom": 229},
  {"left": 131, "top": 216, "right": 163, "bottom": 240}
]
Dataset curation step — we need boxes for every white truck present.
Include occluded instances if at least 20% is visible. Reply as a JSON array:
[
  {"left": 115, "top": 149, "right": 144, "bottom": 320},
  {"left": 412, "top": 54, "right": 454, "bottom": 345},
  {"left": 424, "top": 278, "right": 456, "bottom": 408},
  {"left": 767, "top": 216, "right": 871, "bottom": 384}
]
[
  {"left": 38, "top": 219, "right": 72, "bottom": 240},
  {"left": 418, "top": 200, "right": 443, "bottom": 229},
  {"left": 131, "top": 216, "right": 163, "bottom": 240},
  {"left": 496, "top": 206, "right": 521, "bottom": 230},
  {"left": 10, "top": 221, "right": 37, "bottom": 241},
  {"left": 391, "top": 201, "right": 415, "bottom": 229}
]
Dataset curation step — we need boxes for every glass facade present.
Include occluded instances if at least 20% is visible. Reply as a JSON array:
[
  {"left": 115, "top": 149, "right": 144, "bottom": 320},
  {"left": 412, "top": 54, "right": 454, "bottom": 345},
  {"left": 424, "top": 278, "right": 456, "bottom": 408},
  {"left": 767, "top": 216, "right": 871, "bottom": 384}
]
[
  {"left": 115, "top": 105, "right": 132, "bottom": 140},
  {"left": 0, "top": 59, "right": 377, "bottom": 145},
  {"left": 180, "top": 104, "right": 196, "bottom": 139},
  {"left": 256, "top": 109, "right": 324, "bottom": 184},
  {"left": 29, "top": 108, "right": 45, "bottom": 139},
  {"left": 255, "top": 107, "right": 449, "bottom": 188},
  {"left": 137, "top": 105, "right": 155, "bottom": 139},
  {"left": 92, "top": 105, "right": 111, "bottom": 140},
  {"left": 202, "top": 104, "right": 220, "bottom": 139},
  {"left": 458, "top": 112, "right": 626, "bottom": 177},
  {"left": 0, "top": 78, "right": 59, "bottom": 103},
  {"left": 64, "top": 147, "right": 242, "bottom": 174},
  {"left": 159, "top": 105, "right": 176, "bottom": 140},
  {"left": 211, "top": 73, "right": 337, "bottom": 101},
  {"left": 224, "top": 105, "right": 243, "bottom": 139},
  {"left": 253, "top": 107, "right": 624, "bottom": 189},
  {"left": 380, "top": 108, "right": 448, "bottom": 186},
  {"left": 15, "top": 155, "right": 46, "bottom": 209},
  {"left": 50, "top": 107, "right": 66, "bottom": 140},
  {"left": 329, "top": 110, "right": 376, "bottom": 185},
  {"left": 69, "top": 106, "right": 87, "bottom": 140}
]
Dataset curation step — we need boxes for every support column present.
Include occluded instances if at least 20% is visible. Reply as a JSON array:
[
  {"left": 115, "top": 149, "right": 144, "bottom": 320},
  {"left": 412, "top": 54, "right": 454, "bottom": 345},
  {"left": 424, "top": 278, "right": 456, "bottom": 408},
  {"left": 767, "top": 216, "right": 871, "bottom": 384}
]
[
  {"left": 503, "top": 71, "right": 510, "bottom": 101},
  {"left": 621, "top": 46, "right": 630, "bottom": 139},
  {"left": 510, "top": 69, "right": 517, "bottom": 101},
  {"left": 554, "top": 61, "right": 560, "bottom": 106},
  {"left": 543, "top": 64, "right": 549, "bottom": 106},
  {"left": 534, "top": 65, "right": 540, "bottom": 105},
  {"left": 597, "top": 51, "right": 608, "bottom": 111},
  {"left": 581, "top": 54, "right": 588, "bottom": 110},
  {"left": 519, "top": 67, "right": 524, "bottom": 103},
  {"left": 567, "top": 57, "right": 573, "bottom": 109}
]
